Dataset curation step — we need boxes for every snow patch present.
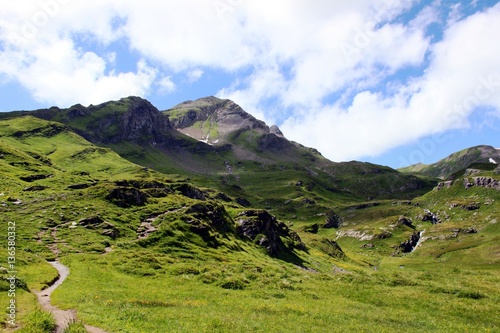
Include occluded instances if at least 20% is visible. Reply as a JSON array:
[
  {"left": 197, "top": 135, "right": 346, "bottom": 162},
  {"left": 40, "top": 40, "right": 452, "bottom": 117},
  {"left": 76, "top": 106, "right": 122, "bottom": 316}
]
[{"left": 490, "top": 158, "right": 497, "bottom": 164}]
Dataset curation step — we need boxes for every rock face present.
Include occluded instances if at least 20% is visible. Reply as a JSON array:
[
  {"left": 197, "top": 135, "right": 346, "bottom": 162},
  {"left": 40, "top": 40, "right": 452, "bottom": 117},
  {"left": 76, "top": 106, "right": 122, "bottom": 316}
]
[
  {"left": 83, "top": 97, "right": 172, "bottom": 144},
  {"left": 464, "top": 177, "right": 500, "bottom": 190},
  {"left": 235, "top": 210, "right": 305, "bottom": 255},
  {"left": 165, "top": 97, "right": 285, "bottom": 147}
]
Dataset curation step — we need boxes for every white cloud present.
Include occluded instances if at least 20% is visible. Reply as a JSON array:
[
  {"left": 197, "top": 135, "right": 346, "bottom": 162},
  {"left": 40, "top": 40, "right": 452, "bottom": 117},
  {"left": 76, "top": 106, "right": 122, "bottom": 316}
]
[
  {"left": 186, "top": 69, "right": 203, "bottom": 83},
  {"left": 282, "top": 3, "right": 500, "bottom": 161},
  {"left": 157, "top": 76, "right": 176, "bottom": 94},
  {"left": 0, "top": 1, "right": 499, "bottom": 162},
  {"left": 0, "top": 1, "right": 157, "bottom": 107}
]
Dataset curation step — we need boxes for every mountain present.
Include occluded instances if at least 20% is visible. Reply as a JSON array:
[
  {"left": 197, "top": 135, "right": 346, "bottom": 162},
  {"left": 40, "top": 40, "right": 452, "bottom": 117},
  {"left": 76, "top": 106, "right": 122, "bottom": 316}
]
[
  {"left": 399, "top": 145, "right": 500, "bottom": 179},
  {"left": 0, "top": 100, "right": 499, "bottom": 332},
  {"left": 0, "top": 97, "right": 435, "bottom": 210}
]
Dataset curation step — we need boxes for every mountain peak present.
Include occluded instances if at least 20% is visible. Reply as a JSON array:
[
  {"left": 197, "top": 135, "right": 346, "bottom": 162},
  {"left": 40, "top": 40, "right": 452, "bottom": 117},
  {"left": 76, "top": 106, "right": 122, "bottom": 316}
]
[{"left": 165, "top": 96, "right": 271, "bottom": 145}]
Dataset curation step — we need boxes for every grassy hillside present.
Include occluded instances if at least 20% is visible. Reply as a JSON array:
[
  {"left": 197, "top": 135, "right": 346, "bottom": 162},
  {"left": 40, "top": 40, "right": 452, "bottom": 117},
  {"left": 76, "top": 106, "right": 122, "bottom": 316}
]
[{"left": 1, "top": 115, "right": 499, "bottom": 332}]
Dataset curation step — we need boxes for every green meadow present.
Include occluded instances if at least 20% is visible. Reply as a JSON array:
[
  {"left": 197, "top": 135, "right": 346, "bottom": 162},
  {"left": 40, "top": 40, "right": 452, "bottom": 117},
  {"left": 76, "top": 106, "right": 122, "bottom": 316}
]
[{"left": 1, "top": 115, "right": 499, "bottom": 332}]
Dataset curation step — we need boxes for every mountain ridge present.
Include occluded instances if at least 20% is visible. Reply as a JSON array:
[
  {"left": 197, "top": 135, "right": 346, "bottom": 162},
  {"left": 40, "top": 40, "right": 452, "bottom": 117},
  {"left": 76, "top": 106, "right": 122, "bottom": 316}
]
[
  {"left": 0, "top": 96, "right": 435, "bottom": 204},
  {"left": 399, "top": 145, "right": 500, "bottom": 179}
]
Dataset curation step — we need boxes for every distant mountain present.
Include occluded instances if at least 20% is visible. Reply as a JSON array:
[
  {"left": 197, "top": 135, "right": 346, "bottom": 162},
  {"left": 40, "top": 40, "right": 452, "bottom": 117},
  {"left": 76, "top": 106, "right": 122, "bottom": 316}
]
[
  {"left": 399, "top": 145, "right": 500, "bottom": 179},
  {"left": 0, "top": 96, "right": 435, "bottom": 207}
]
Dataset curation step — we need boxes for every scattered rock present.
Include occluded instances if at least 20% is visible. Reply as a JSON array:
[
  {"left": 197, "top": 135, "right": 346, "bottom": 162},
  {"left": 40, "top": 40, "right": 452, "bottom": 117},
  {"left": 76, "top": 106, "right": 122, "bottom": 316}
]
[
  {"left": 7, "top": 197, "right": 23, "bottom": 205},
  {"left": 375, "top": 231, "right": 392, "bottom": 239},
  {"left": 463, "top": 227, "right": 478, "bottom": 234},
  {"left": 462, "top": 203, "right": 480, "bottom": 211},
  {"left": 301, "top": 198, "right": 316, "bottom": 204},
  {"left": 361, "top": 243, "right": 375, "bottom": 249},
  {"left": 137, "top": 220, "right": 158, "bottom": 239},
  {"left": 214, "top": 193, "right": 232, "bottom": 202},
  {"left": 347, "top": 202, "right": 381, "bottom": 211}
]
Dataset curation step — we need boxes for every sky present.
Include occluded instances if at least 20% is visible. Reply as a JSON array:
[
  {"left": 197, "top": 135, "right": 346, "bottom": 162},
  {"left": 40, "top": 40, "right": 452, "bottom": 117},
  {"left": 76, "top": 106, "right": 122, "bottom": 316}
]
[{"left": 1, "top": 0, "right": 499, "bottom": 168}]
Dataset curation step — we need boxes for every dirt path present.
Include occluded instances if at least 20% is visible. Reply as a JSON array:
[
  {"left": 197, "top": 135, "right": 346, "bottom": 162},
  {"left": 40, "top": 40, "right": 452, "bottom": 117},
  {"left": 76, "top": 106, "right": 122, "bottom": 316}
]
[{"left": 36, "top": 228, "right": 109, "bottom": 333}]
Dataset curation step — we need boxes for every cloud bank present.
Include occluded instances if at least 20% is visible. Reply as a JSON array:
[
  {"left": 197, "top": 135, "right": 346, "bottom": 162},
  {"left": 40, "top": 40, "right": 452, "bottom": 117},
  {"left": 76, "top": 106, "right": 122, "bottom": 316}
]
[{"left": 0, "top": 0, "right": 499, "bottom": 161}]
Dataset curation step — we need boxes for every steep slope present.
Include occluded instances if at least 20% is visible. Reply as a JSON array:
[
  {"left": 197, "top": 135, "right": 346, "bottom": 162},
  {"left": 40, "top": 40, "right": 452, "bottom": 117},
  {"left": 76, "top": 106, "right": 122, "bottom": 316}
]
[{"left": 400, "top": 145, "right": 500, "bottom": 179}]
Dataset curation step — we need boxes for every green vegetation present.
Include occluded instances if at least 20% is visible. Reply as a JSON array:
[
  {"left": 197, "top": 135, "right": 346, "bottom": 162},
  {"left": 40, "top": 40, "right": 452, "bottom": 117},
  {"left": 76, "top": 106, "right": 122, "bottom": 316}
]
[
  {"left": 17, "top": 309, "right": 56, "bottom": 333},
  {"left": 0, "top": 101, "right": 499, "bottom": 332}
]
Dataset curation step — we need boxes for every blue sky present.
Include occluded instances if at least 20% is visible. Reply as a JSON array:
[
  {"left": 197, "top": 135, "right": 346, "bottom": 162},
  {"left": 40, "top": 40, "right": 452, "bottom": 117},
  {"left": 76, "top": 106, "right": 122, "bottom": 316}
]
[{"left": 1, "top": 0, "right": 500, "bottom": 168}]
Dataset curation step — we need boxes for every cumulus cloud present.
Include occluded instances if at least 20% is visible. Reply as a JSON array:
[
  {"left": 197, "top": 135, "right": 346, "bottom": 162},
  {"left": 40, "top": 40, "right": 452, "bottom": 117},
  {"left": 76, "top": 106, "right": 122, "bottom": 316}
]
[
  {"left": 0, "top": 1, "right": 499, "bottom": 161},
  {"left": 0, "top": 0, "right": 155, "bottom": 107},
  {"left": 281, "top": 3, "right": 500, "bottom": 161}
]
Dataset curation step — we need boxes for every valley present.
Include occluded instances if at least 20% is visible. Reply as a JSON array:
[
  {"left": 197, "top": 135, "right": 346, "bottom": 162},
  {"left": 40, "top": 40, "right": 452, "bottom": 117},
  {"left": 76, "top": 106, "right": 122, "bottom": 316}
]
[{"left": 0, "top": 98, "right": 499, "bottom": 332}]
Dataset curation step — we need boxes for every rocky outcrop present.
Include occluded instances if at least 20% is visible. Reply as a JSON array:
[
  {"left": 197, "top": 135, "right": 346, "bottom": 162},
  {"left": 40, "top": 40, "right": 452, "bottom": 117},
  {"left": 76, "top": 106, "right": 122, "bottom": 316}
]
[
  {"left": 19, "top": 174, "right": 52, "bottom": 182},
  {"left": 105, "top": 187, "right": 147, "bottom": 207},
  {"left": 65, "top": 97, "right": 173, "bottom": 145},
  {"left": 316, "top": 239, "right": 345, "bottom": 259},
  {"left": 269, "top": 125, "right": 285, "bottom": 138},
  {"left": 183, "top": 203, "right": 233, "bottom": 246},
  {"left": 78, "top": 216, "right": 104, "bottom": 227},
  {"left": 396, "top": 216, "right": 414, "bottom": 228},
  {"left": 324, "top": 211, "right": 342, "bottom": 228},
  {"left": 174, "top": 184, "right": 206, "bottom": 200},
  {"left": 257, "top": 133, "right": 292, "bottom": 152},
  {"left": 394, "top": 231, "right": 422, "bottom": 254},
  {"left": 495, "top": 165, "right": 500, "bottom": 174},
  {"left": 421, "top": 209, "right": 439, "bottom": 224},
  {"left": 464, "top": 177, "right": 500, "bottom": 190},
  {"left": 436, "top": 180, "right": 453, "bottom": 190},
  {"left": 235, "top": 210, "right": 305, "bottom": 255}
]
